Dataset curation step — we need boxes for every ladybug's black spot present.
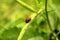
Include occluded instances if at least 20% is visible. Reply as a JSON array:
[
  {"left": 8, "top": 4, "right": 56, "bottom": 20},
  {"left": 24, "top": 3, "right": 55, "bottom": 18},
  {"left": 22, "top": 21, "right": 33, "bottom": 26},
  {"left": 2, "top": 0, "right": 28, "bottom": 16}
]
[
  {"left": 54, "top": 29, "right": 59, "bottom": 34},
  {"left": 25, "top": 18, "right": 31, "bottom": 23}
]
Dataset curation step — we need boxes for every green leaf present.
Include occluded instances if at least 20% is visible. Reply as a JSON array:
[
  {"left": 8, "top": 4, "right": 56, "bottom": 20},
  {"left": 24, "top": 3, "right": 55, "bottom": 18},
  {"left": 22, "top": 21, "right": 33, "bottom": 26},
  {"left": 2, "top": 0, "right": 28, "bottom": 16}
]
[
  {"left": 16, "top": 0, "right": 37, "bottom": 12},
  {"left": 52, "top": 0, "right": 60, "bottom": 5},
  {"left": 37, "top": 16, "right": 45, "bottom": 25},
  {"left": 1, "top": 27, "right": 21, "bottom": 40},
  {"left": 15, "top": 18, "right": 24, "bottom": 25},
  {"left": 28, "top": 36, "right": 44, "bottom": 40}
]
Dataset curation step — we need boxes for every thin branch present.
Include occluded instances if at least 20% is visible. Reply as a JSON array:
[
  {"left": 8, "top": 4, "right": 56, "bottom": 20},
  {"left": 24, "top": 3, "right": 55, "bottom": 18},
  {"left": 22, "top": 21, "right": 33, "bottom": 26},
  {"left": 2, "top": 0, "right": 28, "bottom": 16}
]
[
  {"left": 55, "top": 17, "right": 59, "bottom": 29},
  {"left": 17, "top": 9, "right": 43, "bottom": 40},
  {"left": 16, "top": 0, "right": 37, "bottom": 12},
  {"left": 35, "top": 0, "right": 40, "bottom": 9},
  {"left": 45, "top": 0, "right": 59, "bottom": 40},
  {"left": 45, "top": 0, "right": 52, "bottom": 31}
]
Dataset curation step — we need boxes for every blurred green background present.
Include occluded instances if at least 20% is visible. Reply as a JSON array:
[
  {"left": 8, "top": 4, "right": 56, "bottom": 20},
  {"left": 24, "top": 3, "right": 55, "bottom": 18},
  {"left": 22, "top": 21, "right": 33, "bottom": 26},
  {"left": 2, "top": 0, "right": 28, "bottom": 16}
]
[{"left": 0, "top": 0, "right": 60, "bottom": 40}]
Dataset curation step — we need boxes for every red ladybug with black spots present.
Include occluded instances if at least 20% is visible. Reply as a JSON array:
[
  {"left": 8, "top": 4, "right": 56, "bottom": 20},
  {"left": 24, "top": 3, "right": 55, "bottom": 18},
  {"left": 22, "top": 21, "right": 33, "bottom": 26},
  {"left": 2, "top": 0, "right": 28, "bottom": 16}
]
[{"left": 25, "top": 18, "right": 31, "bottom": 23}]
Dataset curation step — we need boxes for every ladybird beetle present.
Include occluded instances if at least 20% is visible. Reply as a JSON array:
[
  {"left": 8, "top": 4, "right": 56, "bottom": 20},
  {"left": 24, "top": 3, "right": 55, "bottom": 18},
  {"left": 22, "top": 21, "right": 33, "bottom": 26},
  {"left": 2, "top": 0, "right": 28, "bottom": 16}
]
[{"left": 25, "top": 18, "right": 31, "bottom": 23}]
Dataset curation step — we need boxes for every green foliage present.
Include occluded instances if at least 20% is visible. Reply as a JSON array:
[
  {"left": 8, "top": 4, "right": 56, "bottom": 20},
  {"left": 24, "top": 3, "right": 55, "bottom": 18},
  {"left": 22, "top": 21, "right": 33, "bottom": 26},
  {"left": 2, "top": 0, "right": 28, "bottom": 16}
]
[
  {"left": 1, "top": 27, "right": 21, "bottom": 40},
  {"left": 0, "top": 0, "right": 60, "bottom": 40}
]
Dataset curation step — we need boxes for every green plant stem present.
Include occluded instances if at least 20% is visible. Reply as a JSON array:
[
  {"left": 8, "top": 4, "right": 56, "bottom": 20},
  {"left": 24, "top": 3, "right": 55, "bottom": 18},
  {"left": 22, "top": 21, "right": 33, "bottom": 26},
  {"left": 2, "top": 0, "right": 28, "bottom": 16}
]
[
  {"left": 16, "top": 0, "right": 37, "bottom": 12},
  {"left": 35, "top": 0, "right": 39, "bottom": 5},
  {"left": 17, "top": 9, "right": 43, "bottom": 40},
  {"left": 45, "top": 0, "right": 59, "bottom": 40},
  {"left": 56, "top": 37, "right": 59, "bottom": 40},
  {"left": 35, "top": 0, "right": 40, "bottom": 9},
  {"left": 55, "top": 17, "right": 59, "bottom": 29},
  {"left": 45, "top": 0, "right": 52, "bottom": 31}
]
